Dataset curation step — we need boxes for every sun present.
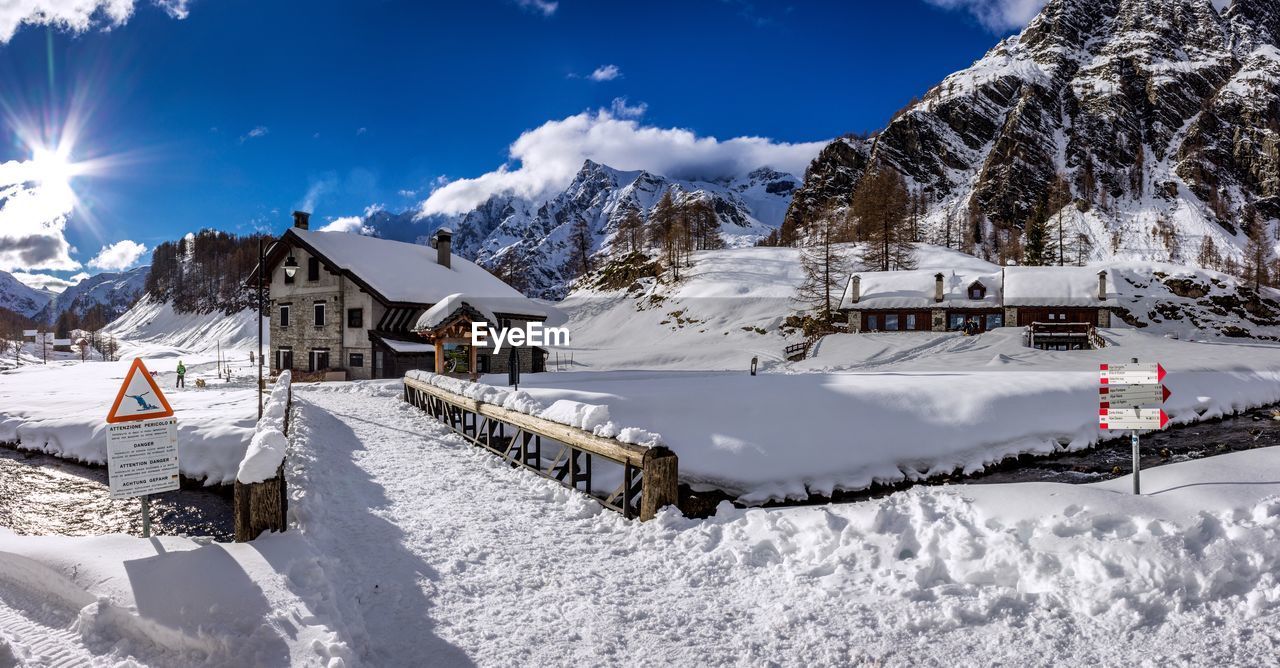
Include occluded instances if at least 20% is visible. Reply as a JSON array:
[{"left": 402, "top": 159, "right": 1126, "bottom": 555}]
[{"left": 30, "top": 145, "right": 81, "bottom": 189}]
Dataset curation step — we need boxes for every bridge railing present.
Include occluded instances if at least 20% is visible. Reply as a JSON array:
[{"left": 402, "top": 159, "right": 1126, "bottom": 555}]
[{"left": 403, "top": 376, "right": 679, "bottom": 521}]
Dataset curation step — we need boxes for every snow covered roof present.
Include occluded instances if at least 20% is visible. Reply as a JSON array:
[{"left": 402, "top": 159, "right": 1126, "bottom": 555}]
[
  {"left": 840, "top": 266, "right": 1115, "bottom": 310},
  {"left": 280, "top": 228, "right": 548, "bottom": 318},
  {"left": 413, "top": 293, "right": 498, "bottom": 332},
  {"left": 840, "top": 270, "right": 1003, "bottom": 310},
  {"left": 1004, "top": 267, "right": 1113, "bottom": 306}
]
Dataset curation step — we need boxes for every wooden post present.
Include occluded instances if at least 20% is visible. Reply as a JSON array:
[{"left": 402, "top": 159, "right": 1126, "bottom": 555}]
[
  {"left": 434, "top": 339, "right": 444, "bottom": 374},
  {"left": 640, "top": 446, "right": 679, "bottom": 521}
]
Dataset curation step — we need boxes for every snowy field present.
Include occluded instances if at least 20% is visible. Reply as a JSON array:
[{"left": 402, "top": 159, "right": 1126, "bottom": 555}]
[
  {"left": 4, "top": 380, "right": 1279, "bottom": 665},
  {"left": 0, "top": 297, "right": 263, "bottom": 484},
  {"left": 0, "top": 350, "right": 259, "bottom": 485},
  {"left": 482, "top": 328, "right": 1280, "bottom": 502}
]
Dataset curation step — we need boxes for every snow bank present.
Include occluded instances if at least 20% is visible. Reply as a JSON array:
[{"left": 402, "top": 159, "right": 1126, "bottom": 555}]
[
  {"left": 236, "top": 371, "right": 292, "bottom": 484},
  {"left": 405, "top": 370, "right": 664, "bottom": 445}
]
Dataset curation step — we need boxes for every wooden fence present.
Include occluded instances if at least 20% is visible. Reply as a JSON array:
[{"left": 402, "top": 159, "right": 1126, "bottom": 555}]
[
  {"left": 403, "top": 376, "right": 679, "bottom": 521},
  {"left": 234, "top": 381, "right": 291, "bottom": 542}
]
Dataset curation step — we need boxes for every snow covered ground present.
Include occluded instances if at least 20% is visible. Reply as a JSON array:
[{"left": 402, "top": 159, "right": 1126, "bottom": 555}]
[
  {"left": 7, "top": 380, "right": 1279, "bottom": 665},
  {"left": 0, "top": 295, "right": 265, "bottom": 484},
  {"left": 0, "top": 352, "right": 259, "bottom": 485},
  {"left": 481, "top": 327, "right": 1280, "bottom": 502}
]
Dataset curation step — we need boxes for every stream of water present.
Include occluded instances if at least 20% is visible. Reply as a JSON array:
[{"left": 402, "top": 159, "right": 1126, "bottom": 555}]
[{"left": 0, "top": 446, "right": 233, "bottom": 541}]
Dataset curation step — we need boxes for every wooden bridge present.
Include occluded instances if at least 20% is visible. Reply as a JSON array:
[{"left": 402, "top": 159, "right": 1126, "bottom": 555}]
[
  {"left": 1026, "top": 322, "right": 1106, "bottom": 351},
  {"left": 403, "top": 376, "right": 680, "bottom": 521}
]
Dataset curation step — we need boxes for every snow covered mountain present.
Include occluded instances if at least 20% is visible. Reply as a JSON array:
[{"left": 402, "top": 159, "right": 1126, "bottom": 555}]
[
  {"left": 357, "top": 160, "right": 801, "bottom": 298},
  {"left": 34, "top": 265, "right": 149, "bottom": 325},
  {"left": 0, "top": 270, "right": 54, "bottom": 318},
  {"left": 787, "top": 0, "right": 1280, "bottom": 263}
]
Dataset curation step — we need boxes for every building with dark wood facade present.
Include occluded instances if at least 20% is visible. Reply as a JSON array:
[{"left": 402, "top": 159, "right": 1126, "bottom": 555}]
[{"left": 839, "top": 266, "right": 1114, "bottom": 335}]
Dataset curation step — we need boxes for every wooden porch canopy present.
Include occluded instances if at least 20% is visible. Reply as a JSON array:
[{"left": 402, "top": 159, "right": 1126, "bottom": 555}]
[{"left": 413, "top": 304, "right": 495, "bottom": 375}]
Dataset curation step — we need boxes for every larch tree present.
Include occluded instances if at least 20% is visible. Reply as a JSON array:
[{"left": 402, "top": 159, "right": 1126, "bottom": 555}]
[
  {"left": 1046, "top": 173, "right": 1072, "bottom": 265},
  {"left": 566, "top": 216, "right": 594, "bottom": 279},
  {"left": 1243, "top": 213, "right": 1274, "bottom": 294},
  {"left": 1197, "top": 235, "right": 1222, "bottom": 271},
  {"left": 795, "top": 206, "right": 849, "bottom": 326},
  {"left": 851, "top": 166, "right": 915, "bottom": 271},
  {"left": 647, "top": 190, "right": 680, "bottom": 270},
  {"left": 616, "top": 209, "right": 646, "bottom": 254}
]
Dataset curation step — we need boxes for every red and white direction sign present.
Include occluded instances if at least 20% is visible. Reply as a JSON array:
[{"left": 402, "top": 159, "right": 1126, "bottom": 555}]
[
  {"left": 1099, "top": 384, "right": 1171, "bottom": 408},
  {"left": 1099, "top": 363, "right": 1166, "bottom": 385},
  {"left": 1099, "top": 408, "right": 1169, "bottom": 430}
]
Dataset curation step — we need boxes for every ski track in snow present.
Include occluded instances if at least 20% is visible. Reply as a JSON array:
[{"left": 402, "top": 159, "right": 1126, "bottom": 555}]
[
  {"left": 293, "top": 382, "right": 1280, "bottom": 666},
  {"left": 0, "top": 593, "right": 95, "bottom": 668}
]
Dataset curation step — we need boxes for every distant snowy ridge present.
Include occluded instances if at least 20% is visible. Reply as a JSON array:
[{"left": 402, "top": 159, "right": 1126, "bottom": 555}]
[
  {"left": 33, "top": 265, "right": 149, "bottom": 325},
  {"left": 351, "top": 160, "right": 801, "bottom": 298},
  {"left": 0, "top": 270, "right": 53, "bottom": 318}
]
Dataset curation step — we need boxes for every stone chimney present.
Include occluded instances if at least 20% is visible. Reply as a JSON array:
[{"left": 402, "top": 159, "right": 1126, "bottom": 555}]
[
  {"left": 1098, "top": 270, "right": 1108, "bottom": 301},
  {"left": 293, "top": 211, "right": 310, "bottom": 230},
  {"left": 434, "top": 228, "right": 453, "bottom": 269},
  {"left": 935, "top": 273, "right": 945, "bottom": 303},
  {"left": 849, "top": 276, "right": 861, "bottom": 303}
]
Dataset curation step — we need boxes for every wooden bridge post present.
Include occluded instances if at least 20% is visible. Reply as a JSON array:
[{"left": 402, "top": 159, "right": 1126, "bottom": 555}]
[{"left": 640, "top": 447, "right": 679, "bottom": 521}]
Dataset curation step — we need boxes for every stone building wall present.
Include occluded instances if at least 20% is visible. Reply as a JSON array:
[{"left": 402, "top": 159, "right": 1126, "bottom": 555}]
[{"left": 269, "top": 245, "right": 344, "bottom": 374}]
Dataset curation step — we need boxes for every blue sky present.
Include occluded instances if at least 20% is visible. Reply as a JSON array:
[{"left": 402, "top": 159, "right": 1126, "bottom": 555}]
[{"left": 0, "top": 0, "right": 1030, "bottom": 289}]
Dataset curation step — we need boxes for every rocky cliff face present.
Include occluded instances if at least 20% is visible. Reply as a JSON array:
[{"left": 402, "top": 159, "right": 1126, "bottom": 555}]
[
  {"left": 794, "top": 0, "right": 1280, "bottom": 262},
  {"left": 362, "top": 161, "right": 802, "bottom": 299}
]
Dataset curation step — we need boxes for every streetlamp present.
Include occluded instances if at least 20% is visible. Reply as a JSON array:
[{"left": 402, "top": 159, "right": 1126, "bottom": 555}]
[{"left": 258, "top": 237, "right": 297, "bottom": 418}]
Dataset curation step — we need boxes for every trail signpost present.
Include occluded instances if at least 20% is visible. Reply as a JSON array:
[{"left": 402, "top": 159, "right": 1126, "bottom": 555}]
[
  {"left": 1098, "top": 359, "right": 1169, "bottom": 495},
  {"left": 106, "top": 359, "right": 179, "bottom": 537}
]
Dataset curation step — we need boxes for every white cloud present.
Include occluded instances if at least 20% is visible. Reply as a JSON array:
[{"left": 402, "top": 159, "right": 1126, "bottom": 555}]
[
  {"left": 70, "top": 272, "right": 91, "bottom": 282},
  {"left": 609, "top": 97, "right": 647, "bottom": 118},
  {"left": 88, "top": 239, "right": 147, "bottom": 271},
  {"left": 0, "top": 158, "right": 81, "bottom": 272},
  {"left": 356, "top": 127, "right": 367, "bottom": 136},
  {"left": 0, "top": 0, "right": 191, "bottom": 44},
  {"left": 239, "top": 125, "right": 269, "bottom": 143},
  {"left": 420, "top": 107, "right": 829, "bottom": 216},
  {"left": 318, "top": 203, "right": 383, "bottom": 234},
  {"left": 318, "top": 216, "right": 368, "bottom": 234},
  {"left": 513, "top": 0, "right": 557, "bottom": 16},
  {"left": 928, "top": 0, "right": 1229, "bottom": 32},
  {"left": 588, "top": 64, "right": 621, "bottom": 82},
  {"left": 923, "top": 0, "right": 1047, "bottom": 32},
  {"left": 11, "top": 271, "right": 77, "bottom": 293}
]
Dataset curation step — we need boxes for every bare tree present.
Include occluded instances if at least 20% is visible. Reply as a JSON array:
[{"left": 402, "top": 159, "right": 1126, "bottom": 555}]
[
  {"left": 851, "top": 167, "right": 915, "bottom": 271},
  {"left": 795, "top": 207, "right": 849, "bottom": 325}
]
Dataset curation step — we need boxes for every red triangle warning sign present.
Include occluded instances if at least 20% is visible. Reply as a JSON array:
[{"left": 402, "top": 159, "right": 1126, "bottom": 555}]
[{"left": 107, "top": 358, "right": 175, "bottom": 423}]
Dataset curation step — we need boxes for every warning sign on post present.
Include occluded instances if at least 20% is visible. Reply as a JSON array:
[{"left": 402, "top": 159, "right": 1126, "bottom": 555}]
[
  {"left": 107, "top": 359, "right": 175, "bottom": 423},
  {"left": 107, "top": 417, "right": 180, "bottom": 499}
]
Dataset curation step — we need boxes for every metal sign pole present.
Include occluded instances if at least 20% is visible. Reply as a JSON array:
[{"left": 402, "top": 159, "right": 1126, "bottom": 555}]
[
  {"left": 1130, "top": 357, "right": 1140, "bottom": 495},
  {"left": 141, "top": 494, "right": 152, "bottom": 538},
  {"left": 1131, "top": 431, "right": 1140, "bottom": 495}
]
